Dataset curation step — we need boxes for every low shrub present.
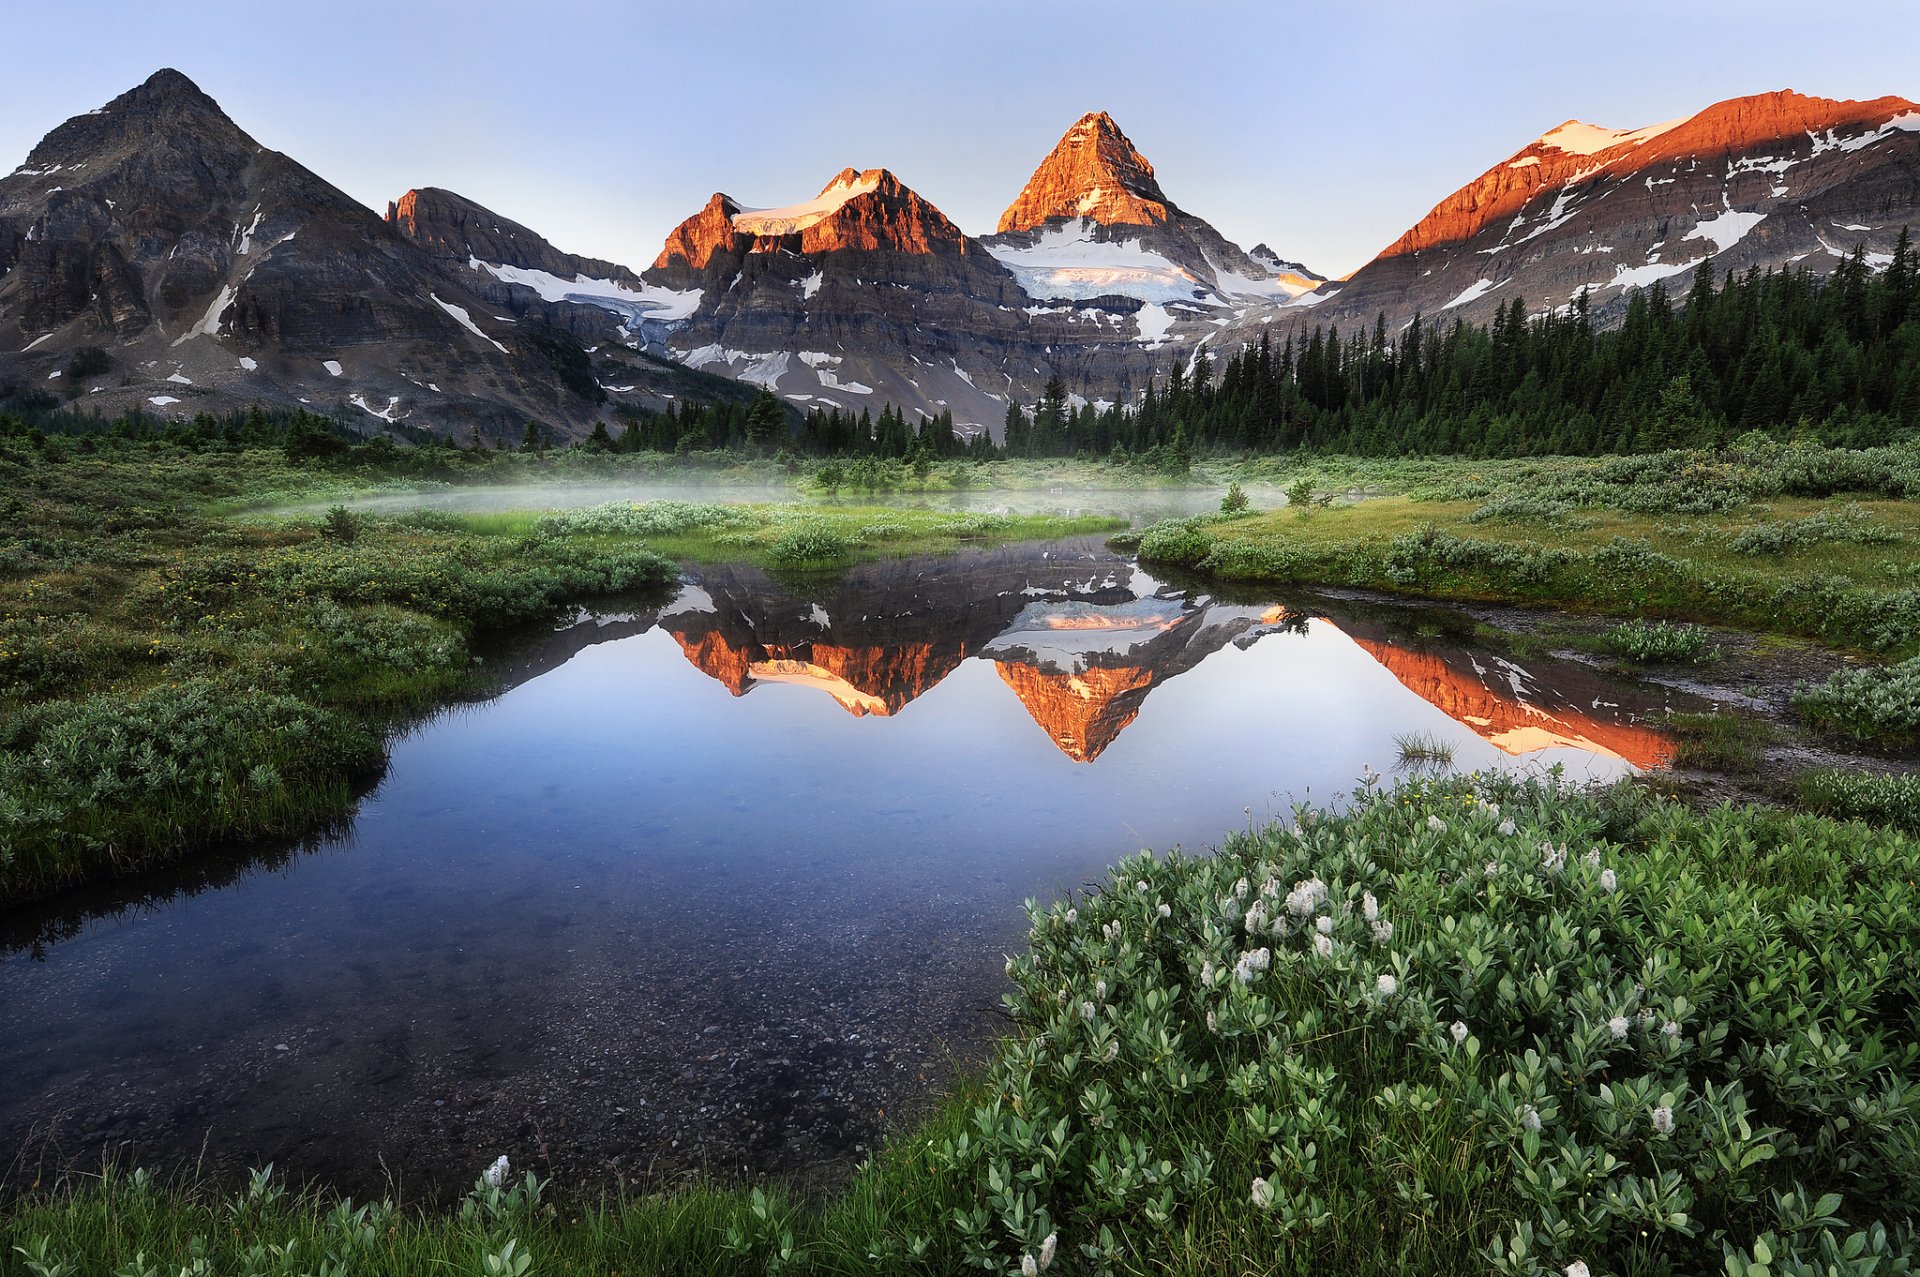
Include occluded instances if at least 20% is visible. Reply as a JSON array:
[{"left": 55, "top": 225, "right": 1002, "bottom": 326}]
[
  {"left": 530, "top": 500, "right": 753, "bottom": 539},
  {"left": 1794, "top": 768, "right": 1920, "bottom": 834},
  {"left": 1600, "top": 620, "right": 1719, "bottom": 665},
  {"left": 1792, "top": 657, "right": 1920, "bottom": 750}
]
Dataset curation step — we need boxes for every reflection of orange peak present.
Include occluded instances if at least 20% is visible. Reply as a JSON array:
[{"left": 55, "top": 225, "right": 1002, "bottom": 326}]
[
  {"left": 996, "top": 660, "right": 1156, "bottom": 763},
  {"left": 1035, "top": 613, "right": 1183, "bottom": 633},
  {"left": 1338, "top": 630, "right": 1673, "bottom": 769},
  {"left": 669, "top": 628, "right": 962, "bottom": 717}
]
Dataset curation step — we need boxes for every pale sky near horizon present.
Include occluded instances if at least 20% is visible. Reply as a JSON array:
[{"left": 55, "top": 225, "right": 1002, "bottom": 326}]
[{"left": 5, "top": 0, "right": 1916, "bottom": 279}]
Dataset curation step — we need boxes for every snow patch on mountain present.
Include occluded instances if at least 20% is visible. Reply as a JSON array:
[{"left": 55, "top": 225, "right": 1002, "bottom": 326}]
[
  {"left": 1686, "top": 209, "right": 1766, "bottom": 253},
  {"left": 731, "top": 171, "right": 881, "bottom": 236},
  {"left": 430, "top": 294, "right": 508, "bottom": 354},
  {"left": 1536, "top": 116, "right": 1687, "bottom": 157},
  {"left": 986, "top": 220, "right": 1206, "bottom": 304},
  {"left": 1443, "top": 278, "right": 1502, "bottom": 309},
  {"left": 471, "top": 259, "right": 702, "bottom": 322}
]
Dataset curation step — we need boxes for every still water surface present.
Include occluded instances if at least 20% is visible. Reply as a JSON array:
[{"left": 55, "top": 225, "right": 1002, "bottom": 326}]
[{"left": 0, "top": 538, "right": 1691, "bottom": 1195}]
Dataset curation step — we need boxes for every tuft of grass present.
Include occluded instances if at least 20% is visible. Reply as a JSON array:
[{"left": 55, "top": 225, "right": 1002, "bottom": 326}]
[
  {"left": 1392, "top": 730, "right": 1456, "bottom": 770},
  {"left": 1661, "top": 709, "right": 1771, "bottom": 773}
]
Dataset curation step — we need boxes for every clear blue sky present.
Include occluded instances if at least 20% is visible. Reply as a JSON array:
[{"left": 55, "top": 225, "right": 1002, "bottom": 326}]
[{"left": 6, "top": 0, "right": 1916, "bottom": 278}]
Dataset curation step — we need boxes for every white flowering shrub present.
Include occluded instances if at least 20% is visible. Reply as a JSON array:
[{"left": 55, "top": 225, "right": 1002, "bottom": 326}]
[
  {"left": 529, "top": 500, "right": 753, "bottom": 539},
  {"left": 932, "top": 776, "right": 1920, "bottom": 1276},
  {"left": 1793, "top": 657, "right": 1920, "bottom": 751}
]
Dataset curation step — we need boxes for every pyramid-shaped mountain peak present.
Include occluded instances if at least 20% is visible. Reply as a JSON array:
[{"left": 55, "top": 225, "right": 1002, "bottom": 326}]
[{"left": 997, "top": 110, "right": 1172, "bottom": 234}]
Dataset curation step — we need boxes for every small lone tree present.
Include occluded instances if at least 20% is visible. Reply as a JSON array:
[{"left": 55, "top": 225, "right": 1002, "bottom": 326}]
[{"left": 1220, "top": 481, "right": 1249, "bottom": 514}]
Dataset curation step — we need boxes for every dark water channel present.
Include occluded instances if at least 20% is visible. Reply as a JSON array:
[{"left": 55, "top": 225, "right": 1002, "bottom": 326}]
[{"left": 1, "top": 538, "right": 1699, "bottom": 1198}]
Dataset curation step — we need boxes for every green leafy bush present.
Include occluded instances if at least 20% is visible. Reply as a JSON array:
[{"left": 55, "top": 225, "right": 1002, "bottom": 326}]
[
  {"left": 935, "top": 775, "right": 1920, "bottom": 1276},
  {"left": 1796, "top": 768, "right": 1920, "bottom": 834},
  {"left": 529, "top": 500, "right": 753, "bottom": 539},
  {"left": 767, "top": 520, "right": 852, "bottom": 565},
  {"left": 1600, "top": 620, "right": 1719, "bottom": 665},
  {"left": 1137, "top": 518, "right": 1218, "bottom": 569},
  {"left": 0, "top": 678, "right": 380, "bottom": 892},
  {"left": 1792, "top": 657, "right": 1920, "bottom": 750}
]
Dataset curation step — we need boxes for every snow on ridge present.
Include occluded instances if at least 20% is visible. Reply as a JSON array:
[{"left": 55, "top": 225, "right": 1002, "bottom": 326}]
[
  {"left": 471, "top": 259, "right": 702, "bottom": 323},
  {"left": 731, "top": 171, "right": 882, "bottom": 236},
  {"left": 1536, "top": 115, "right": 1688, "bottom": 157},
  {"left": 350, "top": 394, "right": 407, "bottom": 423},
  {"left": 430, "top": 294, "right": 509, "bottom": 354}
]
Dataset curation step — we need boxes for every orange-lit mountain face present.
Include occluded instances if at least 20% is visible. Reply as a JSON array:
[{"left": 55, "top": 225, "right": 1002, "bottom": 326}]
[
  {"left": 1332, "top": 623, "right": 1675, "bottom": 769},
  {"left": 1260, "top": 88, "right": 1920, "bottom": 337},
  {"left": 997, "top": 112, "right": 1173, "bottom": 234},
  {"left": 649, "top": 169, "right": 971, "bottom": 274}
]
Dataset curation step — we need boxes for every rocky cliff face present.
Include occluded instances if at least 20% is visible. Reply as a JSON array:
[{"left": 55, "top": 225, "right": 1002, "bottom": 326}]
[
  {"left": 998, "top": 112, "right": 1174, "bottom": 233},
  {"left": 0, "top": 71, "right": 738, "bottom": 437},
  {"left": 1244, "top": 89, "right": 1920, "bottom": 343}
]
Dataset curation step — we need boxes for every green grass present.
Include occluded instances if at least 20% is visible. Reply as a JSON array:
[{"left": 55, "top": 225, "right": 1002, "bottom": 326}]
[
  {"left": 5, "top": 776, "right": 1917, "bottom": 1276},
  {"left": 415, "top": 501, "right": 1127, "bottom": 568},
  {"left": 1662, "top": 710, "right": 1772, "bottom": 773}
]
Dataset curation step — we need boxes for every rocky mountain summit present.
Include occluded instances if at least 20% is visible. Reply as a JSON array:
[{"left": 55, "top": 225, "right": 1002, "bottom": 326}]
[
  {"left": 1253, "top": 89, "right": 1920, "bottom": 340},
  {"left": 0, "top": 70, "right": 734, "bottom": 436}
]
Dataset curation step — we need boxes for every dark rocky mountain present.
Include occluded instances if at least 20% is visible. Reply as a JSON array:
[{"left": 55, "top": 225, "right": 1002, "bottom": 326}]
[
  {"left": 0, "top": 71, "right": 732, "bottom": 436},
  {"left": 1243, "top": 89, "right": 1920, "bottom": 343}
]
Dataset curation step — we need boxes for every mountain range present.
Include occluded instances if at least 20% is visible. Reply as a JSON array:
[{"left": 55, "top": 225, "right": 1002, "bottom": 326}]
[{"left": 2, "top": 71, "right": 1914, "bottom": 440}]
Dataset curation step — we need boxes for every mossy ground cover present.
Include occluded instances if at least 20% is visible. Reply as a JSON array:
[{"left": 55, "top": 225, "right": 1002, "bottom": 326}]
[{"left": 5, "top": 777, "right": 1915, "bottom": 1276}]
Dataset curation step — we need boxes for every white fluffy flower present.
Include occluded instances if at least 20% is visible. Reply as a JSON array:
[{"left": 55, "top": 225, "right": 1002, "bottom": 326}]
[
  {"left": 1206, "top": 1009, "right": 1218, "bottom": 1034},
  {"left": 1079, "top": 1001, "right": 1096, "bottom": 1022},
  {"left": 1022, "top": 1254, "right": 1039, "bottom": 1277},
  {"left": 1608, "top": 1015, "right": 1630, "bottom": 1041},
  {"left": 1497, "top": 818, "right": 1517, "bottom": 837},
  {"left": 1484, "top": 860, "right": 1500, "bottom": 878},
  {"left": 1200, "top": 960, "right": 1216, "bottom": 987},
  {"left": 1234, "top": 948, "right": 1272, "bottom": 983},
  {"left": 1103, "top": 920, "right": 1122, "bottom": 941},
  {"left": 1521, "top": 1104, "right": 1542, "bottom": 1132},
  {"left": 1064, "top": 907, "right": 1078, "bottom": 926},
  {"left": 1362, "top": 891, "right": 1379, "bottom": 922},
  {"left": 1600, "top": 868, "right": 1618, "bottom": 894},
  {"left": 1662, "top": 1020, "right": 1681, "bottom": 1039},
  {"left": 1376, "top": 973, "right": 1398, "bottom": 997},
  {"left": 1315, "top": 915, "right": 1334, "bottom": 935},
  {"left": 1136, "top": 879, "right": 1149, "bottom": 893},
  {"left": 1450, "top": 1020, "right": 1468, "bottom": 1045},
  {"left": 1541, "top": 842, "right": 1567, "bottom": 873},
  {"left": 1314, "top": 934, "right": 1334, "bottom": 959},
  {"left": 1583, "top": 849, "right": 1602, "bottom": 869},
  {"left": 1427, "top": 815, "right": 1447, "bottom": 833},
  {"left": 1094, "top": 979, "right": 1108, "bottom": 1001},
  {"left": 1233, "top": 876, "right": 1250, "bottom": 900},
  {"left": 1250, "top": 1176, "right": 1274, "bottom": 1210},
  {"left": 1244, "top": 900, "right": 1269, "bottom": 935},
  {"left": 1038, "top": 1232, "right": 1057, "bottom": 1272},
  {"left": 1284, "top": 877, "right": 1328, "bottom": 918},
  {"left": 1566, "top": 1263, "right": 1591, "bottom": 1277},
  {"left": 484, "top": 1155, "right": 509, "bottom": 1189},
  {"left": 1157, "top": 902, "right": 1172, "bottom": 918},
  {"left": 1651, "top": 1105, "right": 1675, "bottom": 1135},
  {"left": 1101, "top": 1038, "right": 1119, "bottom": 1063}
]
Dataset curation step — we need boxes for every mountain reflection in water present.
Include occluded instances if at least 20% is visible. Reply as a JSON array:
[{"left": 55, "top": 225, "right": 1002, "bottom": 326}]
[{"left": 641, "top": 544, "right": 1674, "bottom": 769}]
